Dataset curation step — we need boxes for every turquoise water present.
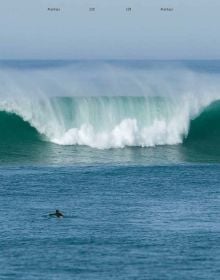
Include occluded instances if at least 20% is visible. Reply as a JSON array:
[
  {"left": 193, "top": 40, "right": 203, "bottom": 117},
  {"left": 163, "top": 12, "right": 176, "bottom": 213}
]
[{"left": 1, "top": 60, "right": 220, "bottom": 279}]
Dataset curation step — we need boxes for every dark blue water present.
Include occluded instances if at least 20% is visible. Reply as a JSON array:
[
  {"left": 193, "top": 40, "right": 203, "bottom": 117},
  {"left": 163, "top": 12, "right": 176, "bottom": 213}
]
[{"left": 1, "top": 164, "right": 220, "bottom": 280}]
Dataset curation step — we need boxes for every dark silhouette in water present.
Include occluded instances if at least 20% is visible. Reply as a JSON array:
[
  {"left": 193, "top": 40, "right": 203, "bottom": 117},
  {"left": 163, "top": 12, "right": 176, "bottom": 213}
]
[{"left": 49, "top": 209, "right": 64, "bottom": 218}]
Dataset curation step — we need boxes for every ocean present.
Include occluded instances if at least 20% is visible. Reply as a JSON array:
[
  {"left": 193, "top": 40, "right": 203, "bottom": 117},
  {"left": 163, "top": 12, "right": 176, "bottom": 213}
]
[{"left": 0, "top": 60, "right": 220, "bottom": 279}]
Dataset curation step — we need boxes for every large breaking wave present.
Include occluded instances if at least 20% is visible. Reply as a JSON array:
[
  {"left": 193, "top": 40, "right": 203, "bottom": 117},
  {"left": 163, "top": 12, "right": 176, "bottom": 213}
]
[{"left": 0, "top": 61, "right": 220, "bottom": 149}]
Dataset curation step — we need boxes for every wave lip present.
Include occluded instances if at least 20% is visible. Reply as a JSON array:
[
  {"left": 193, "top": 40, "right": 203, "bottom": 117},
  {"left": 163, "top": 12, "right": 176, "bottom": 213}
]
[{"left": 1, "top": 97, "right": 220, "bottom": 150}]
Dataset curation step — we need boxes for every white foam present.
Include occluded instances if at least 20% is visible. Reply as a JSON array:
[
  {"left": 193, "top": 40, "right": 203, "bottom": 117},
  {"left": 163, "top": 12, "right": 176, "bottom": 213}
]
[{"left": 0, "top": 62, "right": 220, "bottom": 149}]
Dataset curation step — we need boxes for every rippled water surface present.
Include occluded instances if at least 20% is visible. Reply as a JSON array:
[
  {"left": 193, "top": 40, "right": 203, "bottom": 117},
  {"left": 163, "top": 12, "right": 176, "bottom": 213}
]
[{"left": 1, "top": 164, "right": 220, "bottom": 280}]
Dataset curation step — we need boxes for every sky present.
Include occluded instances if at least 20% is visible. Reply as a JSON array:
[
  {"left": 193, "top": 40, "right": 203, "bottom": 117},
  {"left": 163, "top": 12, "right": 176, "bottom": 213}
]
[{"left": 0, "top": 0, "right": 219, "bottom": 60}]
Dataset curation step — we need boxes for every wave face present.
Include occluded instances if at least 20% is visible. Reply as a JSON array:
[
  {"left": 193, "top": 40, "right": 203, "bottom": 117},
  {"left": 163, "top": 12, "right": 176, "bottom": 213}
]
[
  {"left": 0, "top": 111, "right": 40, "bottom": 143},
  {"left": 185, "top": 100, "right": 220, "bottom": 147},
  {"left": 0, "top": 61, "right": 220, "bottom": 149}
]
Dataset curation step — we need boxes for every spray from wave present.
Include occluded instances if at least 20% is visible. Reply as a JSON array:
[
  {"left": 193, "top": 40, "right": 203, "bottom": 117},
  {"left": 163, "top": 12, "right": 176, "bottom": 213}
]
[{"left": 0, "top": 61, "right": 220, "bottom": 149}]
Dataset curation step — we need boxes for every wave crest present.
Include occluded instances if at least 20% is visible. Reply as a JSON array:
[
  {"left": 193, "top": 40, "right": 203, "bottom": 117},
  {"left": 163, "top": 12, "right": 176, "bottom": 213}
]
[
  {"left": 0, "top": 97, "right": 220, "bottom": 149},
  {"left": 1, "top": 62, "right": 220, "bottom": 149}
]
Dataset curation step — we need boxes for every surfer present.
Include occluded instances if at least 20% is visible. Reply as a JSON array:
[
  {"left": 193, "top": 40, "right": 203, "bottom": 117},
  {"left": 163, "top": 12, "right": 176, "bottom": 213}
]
[{"left": 49, "top": 209, "right": 64, "bottom": 218}]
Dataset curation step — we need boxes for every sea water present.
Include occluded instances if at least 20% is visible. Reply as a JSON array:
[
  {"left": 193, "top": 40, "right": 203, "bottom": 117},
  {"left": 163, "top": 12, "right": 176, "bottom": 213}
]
[{"left": 0, "top": 60, "right": 220, "bottom": 279}]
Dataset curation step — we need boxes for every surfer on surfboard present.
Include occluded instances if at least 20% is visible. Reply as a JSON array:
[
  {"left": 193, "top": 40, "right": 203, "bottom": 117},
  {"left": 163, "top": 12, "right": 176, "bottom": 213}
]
[{"left": 49, "top": 209, "right": 64, "bottom": 218}]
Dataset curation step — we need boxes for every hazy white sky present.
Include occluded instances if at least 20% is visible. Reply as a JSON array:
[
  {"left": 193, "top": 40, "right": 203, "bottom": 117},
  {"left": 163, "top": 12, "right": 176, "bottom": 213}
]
[{"left": 0, "top": 0, "right": 219, "bottom": 59}]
